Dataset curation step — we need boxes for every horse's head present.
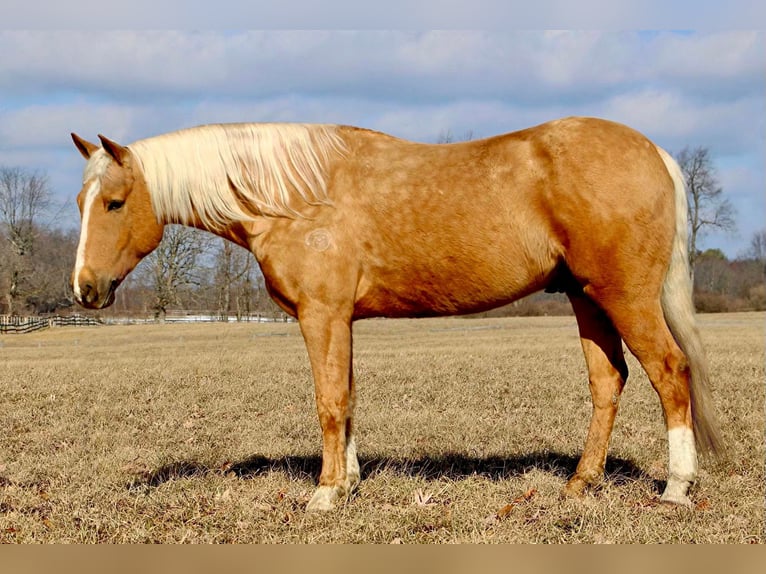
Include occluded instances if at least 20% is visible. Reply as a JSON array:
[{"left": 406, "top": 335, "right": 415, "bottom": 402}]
[{"left": 70, "top": 133, "right": 164, "bottom": 309}]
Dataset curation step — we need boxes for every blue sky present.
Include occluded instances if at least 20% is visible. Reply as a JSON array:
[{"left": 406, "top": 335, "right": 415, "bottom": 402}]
[{"left": 0, "top": 30, "right": 763, "bottom": 257}]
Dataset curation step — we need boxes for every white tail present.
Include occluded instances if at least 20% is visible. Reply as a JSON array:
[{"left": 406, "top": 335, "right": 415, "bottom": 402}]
[{"left": 656, "top": 146, "right": 724, "bottom": 457}]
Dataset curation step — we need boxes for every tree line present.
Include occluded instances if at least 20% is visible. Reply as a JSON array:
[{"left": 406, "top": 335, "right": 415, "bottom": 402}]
[{"left": 1, "top": 145, "right": 764, "bottom": 319}]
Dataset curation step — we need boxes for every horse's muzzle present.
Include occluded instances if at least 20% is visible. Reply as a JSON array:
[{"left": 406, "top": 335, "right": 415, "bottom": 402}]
[{"left": 73, "top": 273, "right": 119, "bottom": 309}]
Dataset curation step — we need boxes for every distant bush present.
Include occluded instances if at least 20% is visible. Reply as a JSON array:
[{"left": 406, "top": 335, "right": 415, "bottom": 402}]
[
  {"left": 471, "top": 293, "right": 573, "bottom": 318},
  {"left": 693, "top": 292, "right": 733, "bottom": 313},
  {"left": 747, "top": 283, "right": 766, "bottom": 310},
  {"left": 694, "top": 251, "right": 765, "bottom": 312}
]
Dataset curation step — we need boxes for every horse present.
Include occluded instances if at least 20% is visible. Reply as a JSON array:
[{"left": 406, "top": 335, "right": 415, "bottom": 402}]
[{"left": 70, "top": 117, "right": 723, "bottom": 511}]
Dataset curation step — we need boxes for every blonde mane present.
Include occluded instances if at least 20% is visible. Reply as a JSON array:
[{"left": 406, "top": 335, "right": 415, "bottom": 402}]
[{"left": 126, "top": 123, "right": 347, "bottom": 228}]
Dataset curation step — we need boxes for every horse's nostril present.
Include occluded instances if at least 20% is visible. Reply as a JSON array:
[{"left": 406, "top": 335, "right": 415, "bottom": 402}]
[{"left": 81, "top": 282, "right": 95, "bottom": 303}]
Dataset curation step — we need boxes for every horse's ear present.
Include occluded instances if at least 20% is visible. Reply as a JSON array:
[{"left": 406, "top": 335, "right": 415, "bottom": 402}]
[
  {"left": 98, "top": 134, "right": 129, "bottom": 166},
  {"left": 71, "top": 133, "right": 99, "bottom": 160}
]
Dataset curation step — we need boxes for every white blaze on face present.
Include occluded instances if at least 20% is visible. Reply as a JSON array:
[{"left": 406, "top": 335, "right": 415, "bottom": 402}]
[
  {"left": 73, "top": 179, "right": 101, "bottom": 302},
  {"left": 74, "top": 152, "right": 112, "bottom": 302}
]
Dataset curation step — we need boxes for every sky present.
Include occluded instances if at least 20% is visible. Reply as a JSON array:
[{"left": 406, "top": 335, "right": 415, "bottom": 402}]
[{"left": 0, "top": 29, "right": 763, "bottom": 257}]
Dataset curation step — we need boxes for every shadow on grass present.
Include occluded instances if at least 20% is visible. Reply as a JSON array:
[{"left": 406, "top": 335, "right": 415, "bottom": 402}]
[
  {"left": 126, "top": 451, "right": 655, "bottom": 491},
  {"left": 126, "top": 461, "right": 208, "bottom": 490}
]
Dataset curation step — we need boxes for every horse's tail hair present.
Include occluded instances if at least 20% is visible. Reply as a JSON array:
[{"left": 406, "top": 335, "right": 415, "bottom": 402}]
[{"left": 655, "top": 145, "right": 725, "bottom": 458}]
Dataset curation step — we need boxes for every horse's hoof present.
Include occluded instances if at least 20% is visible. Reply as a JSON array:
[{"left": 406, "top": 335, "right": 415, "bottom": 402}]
[
  {"left": 306, "top": 485, "right": 344, "bottom": 512},
  {"left": 561, "top": 475, "right": 589, "bottom": 498},
  {"left": 659, "top": 494, "right": 693, "bottom": 508},
  {"left": 660, "top": 489, "right": 693, "bottom": 508},
  {"left": 659, "top": 478, "right": 694, "bottom": 508}
]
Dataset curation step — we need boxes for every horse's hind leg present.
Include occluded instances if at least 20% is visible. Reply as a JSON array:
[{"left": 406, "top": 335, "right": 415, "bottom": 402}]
[
  {"left": 590, "top": 292, "right": 698, "bottom": 507},
  {"left": 564, "top": 292, "right": 628, "bottom": 497}
]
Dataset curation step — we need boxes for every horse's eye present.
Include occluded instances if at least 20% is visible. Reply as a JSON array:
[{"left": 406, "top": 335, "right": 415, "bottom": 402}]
[{"left": 107, "top": 200, "right": 124, "bottom": 212}]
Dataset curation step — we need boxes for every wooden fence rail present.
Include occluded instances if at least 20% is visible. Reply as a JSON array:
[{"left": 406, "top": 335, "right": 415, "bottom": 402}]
[
  {"left": 0, "top": 315, "right": 103, "bottom": 335},
  {"left": 0, "top": 312, "right": 293, "bottom": 334}
]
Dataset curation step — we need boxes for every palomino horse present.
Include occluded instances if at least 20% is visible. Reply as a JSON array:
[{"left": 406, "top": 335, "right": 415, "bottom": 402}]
[{"left": 70, "top": 117, "right": 723, "bottom": 511}]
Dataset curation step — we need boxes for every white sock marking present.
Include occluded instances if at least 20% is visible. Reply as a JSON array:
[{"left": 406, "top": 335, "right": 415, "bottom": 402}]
[
  {"left": 346, "top": 434, "right": 360, "bottom": 486},
  {"left": 667, "top": 426, "right": 698, "bottom": 483}
]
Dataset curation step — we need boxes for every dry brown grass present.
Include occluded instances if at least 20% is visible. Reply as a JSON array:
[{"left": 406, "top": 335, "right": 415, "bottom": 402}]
[{"left": 0, "top": 313, "right": 763, "bottom": 543}]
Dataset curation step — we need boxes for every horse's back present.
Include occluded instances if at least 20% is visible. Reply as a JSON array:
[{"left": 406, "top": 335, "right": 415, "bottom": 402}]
[{"left": 338, "top": 116, "right": 671, "bottom": 221}]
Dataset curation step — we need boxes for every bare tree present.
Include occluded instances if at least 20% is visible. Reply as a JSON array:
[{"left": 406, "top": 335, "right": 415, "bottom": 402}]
[
  {"left": 143, "top": 225, "right": 213, "bottom": 321},
  {"left": 675, "top": 147, "right": 736, "bottom": 274},
  {"left": 210, "top": 239, "right": 286, "bottom": 320},
  {"left": 693, "top": 248, "right": 730, "bottom": 295},
  {"left": 745, "top": 229, "right": 766, "bottom": 262},
  {"left": 212, "top": 239, "right": 257, "bottom": 320},
  {"left": 0, "top": 167, "right": 51, "bottom": 314},
  {"left": 23, "top": 227, "right": 78, "bottom": 314},
  {"left": 744, "top": 228, "right": 766, "bottom": 277},
  {"left": 436, "top": 129, "right": 475, "bottom": 144}
]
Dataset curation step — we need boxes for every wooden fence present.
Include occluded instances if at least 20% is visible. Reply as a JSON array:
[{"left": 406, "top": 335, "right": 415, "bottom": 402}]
[
  {"left": 1, "top": 311, "right": 293, "bottom": 334},
  {"left": 0, "top": 315, "right": 103, "bottom": 335},
  {"left": 101, "top": 310, "right": 295, "bottom": 325}
]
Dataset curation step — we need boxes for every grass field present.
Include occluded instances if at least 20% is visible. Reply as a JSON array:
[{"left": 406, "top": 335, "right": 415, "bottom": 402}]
[{"left": 0, "top": 312, "right": 763, "bottom": 543}]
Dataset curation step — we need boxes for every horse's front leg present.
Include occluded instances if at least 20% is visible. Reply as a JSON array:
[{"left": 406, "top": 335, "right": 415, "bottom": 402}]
[{"left": 298, "top": 306, "right": 358, "bottom": 511}]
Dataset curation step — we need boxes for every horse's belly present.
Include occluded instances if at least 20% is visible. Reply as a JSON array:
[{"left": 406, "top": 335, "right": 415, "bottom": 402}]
[{"left": 352, "top": 260, "right": 547, "bottom": 319}]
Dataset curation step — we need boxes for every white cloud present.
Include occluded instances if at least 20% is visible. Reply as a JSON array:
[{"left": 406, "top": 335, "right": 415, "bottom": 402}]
[
  {"left": 600, "top": 90, "right": 764, "bottom": 154},
  {"left": 651, "top": 31, "right": 763, "bottom": 83},
  {"left": 0, "top": 102, "right": 144, "bottom": 148},
  {"left": 0, "top": 31, "right": 761, "bottom": 109}
]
